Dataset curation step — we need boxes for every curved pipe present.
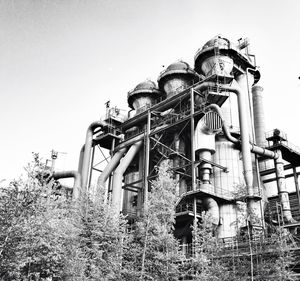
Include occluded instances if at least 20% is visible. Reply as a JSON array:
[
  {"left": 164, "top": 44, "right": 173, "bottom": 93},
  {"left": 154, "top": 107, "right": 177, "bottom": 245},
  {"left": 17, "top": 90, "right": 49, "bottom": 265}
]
[
  {"left": 207, "top": 104, "right": 278, "bottom": 159},
  {"left": 81, "top": 121, "right": 108, "bottom": 190},
  {"left": 111, "top": 140, "right": 143, "bottom": 212},
  {"left": 96, "top": 147, "right": 128, "bottom": 199},
  {"left": 53, "top": 170, "right": 81, "bottom": 200},
  {"left": 201, "top": 197, "right": 219, "bottom": 226},
  {"left": 195, "top": 82, "right": 253, "bottom": 194}
]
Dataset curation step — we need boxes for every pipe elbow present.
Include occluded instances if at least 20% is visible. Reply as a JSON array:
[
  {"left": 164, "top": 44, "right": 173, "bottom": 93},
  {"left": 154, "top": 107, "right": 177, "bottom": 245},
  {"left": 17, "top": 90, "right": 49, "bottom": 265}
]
[
  {"left": 53, "top": 170, "right": 82, "bottom": 200},
  {"left": 206, "top": 104, "right": 239, "bottom": 144},
  {"left": 87, "top": 120, "right": 108, "bottom": 132}
]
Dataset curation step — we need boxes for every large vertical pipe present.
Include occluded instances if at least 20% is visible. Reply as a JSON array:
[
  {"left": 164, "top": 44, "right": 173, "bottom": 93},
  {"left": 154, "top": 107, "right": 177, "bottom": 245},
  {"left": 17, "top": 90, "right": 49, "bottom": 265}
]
[
  {"left": 190, "top": 89, "right": 196, "bottom": 191},
  {"left": 275, "top": 150, "right": 294, "bottom": 222},
  {"left": 81, "top": 121, "right": 107, "bottom": 190},
  {"left": 111, "top": 140, "right": 143, "bottom": 213},
  {"left": 144, "top": 110, "right": 151, "bottom": 210},
  {"left": 252, "top": 85, "right": 266, "bottom": 147},
  {"left": 293, "top": 167, "right": 300, "bottom": 215},
  {"left": 236, "top": 74, "right": 262, "bottom": 223},
  {"left": 251, "top": 84, "right": 266, "bottom": 227},
  {"left": 78, "top": 145, "right": 85, "bottom": 175},
  {"left": 190, "top": 89, "right": 197, "bottom": 228}
]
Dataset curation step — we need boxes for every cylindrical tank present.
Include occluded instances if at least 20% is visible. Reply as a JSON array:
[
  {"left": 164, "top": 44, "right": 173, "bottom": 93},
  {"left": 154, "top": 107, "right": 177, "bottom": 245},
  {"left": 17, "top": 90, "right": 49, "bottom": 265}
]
[
  {"left": 212, "top": 134, "right": 245, "bottom": 196},
  {"left": 127, "top": 80, "right": 163, "bottom": 114},
  {"left": 194, "top": 35, "right": 260, "bottom": 84},
  {"left": 194, "top": 36, "right": 234, "bottom": 83},
  {"left": 157, "top": 61, "right": 198, "bottom": 98},
  {"left": 199, "top": 55, "right": 233, "bottom": 79}
]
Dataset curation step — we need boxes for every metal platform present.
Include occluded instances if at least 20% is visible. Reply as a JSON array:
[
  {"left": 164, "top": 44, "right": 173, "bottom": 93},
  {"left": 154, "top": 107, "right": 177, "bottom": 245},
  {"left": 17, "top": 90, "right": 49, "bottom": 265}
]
[
  {"left": 267, "top": 142, "right": 300, "bottom": 167},
  {"left": 176, "top": 183, "right": 234, "bottom": 207},
  {"left": 93, "top": 133, "right": 123, "bottom": 150}
]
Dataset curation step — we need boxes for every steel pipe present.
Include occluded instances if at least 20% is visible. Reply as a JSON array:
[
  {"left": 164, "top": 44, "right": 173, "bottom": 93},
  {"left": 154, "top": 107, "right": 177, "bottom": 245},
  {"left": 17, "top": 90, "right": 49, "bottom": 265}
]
[
  {"left": 111, "top": 140, "right": 143, "bottom": 212},
  {"left": 275, "top": 150, "right": 294, "bottom": 223},
  {"left": 81, "top": 121, "right": 108, "bottom": 190},
  {"left": 78, "top": 145, "right": 85, "bottom": 175},
  {"left": 96, "top": 147, "right": 128, "bottom": 200},
  {"left": 53, "top": 170, "right": 81, "bottom": 200}
]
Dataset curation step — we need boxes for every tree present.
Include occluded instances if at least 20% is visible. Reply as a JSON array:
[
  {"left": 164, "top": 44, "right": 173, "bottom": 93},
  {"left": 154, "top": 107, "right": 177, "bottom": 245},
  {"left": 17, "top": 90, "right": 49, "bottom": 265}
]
[
  {"left": 122, "top": 162, "right": 184, "bottom": 280},
  {"left": 181, "top": 212, "right": 231, "bottom": 281},
  {"left": 72, "top": 192, "right": 129, "bottom": 281},
  {"left": 0, "top": 153, "right": 79, "bottom": 280}
]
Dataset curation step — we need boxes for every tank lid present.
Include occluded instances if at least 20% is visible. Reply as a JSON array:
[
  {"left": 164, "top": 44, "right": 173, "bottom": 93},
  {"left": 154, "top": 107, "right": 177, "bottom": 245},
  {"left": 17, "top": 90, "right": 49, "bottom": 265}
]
[
  {"left": 158, "top": 61, "right": 198, "bottom": 89},
  {"left": 127, "top": 80, "right": 162, "bottom": 109},
  {"left": 201, "top": 35, "right": 233, "bottom": 51}
]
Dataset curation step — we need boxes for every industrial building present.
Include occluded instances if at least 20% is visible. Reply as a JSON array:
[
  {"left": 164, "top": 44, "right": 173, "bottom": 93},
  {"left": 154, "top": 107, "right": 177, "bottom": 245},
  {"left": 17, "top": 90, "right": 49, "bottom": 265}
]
[{"left": 52, "top": 35, "right": 300, "bottom": 273}]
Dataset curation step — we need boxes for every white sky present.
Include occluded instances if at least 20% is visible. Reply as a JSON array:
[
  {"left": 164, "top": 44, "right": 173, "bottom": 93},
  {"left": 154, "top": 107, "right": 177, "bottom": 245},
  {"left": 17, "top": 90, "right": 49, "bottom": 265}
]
[{"left": 1, "top": 0, "right": 300, "bottom": 183}]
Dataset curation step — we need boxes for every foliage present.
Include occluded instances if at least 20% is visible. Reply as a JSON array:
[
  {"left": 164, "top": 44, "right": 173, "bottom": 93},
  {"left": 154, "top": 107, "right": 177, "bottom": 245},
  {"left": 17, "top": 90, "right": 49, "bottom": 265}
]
[
  {"left": 122, "top": 162, "right": 183, "bottom": 280},
  {"left": 0, "top": 153, "right": 78, "bottom": 280},
  {"left": 0, "top": 153, "right": 128, "bottom": 281},
  {"left": 182, "top": 213, "right": 230, "bottom": 281},
  {"left": 71, "top": 192, "right": 128, "bottom": 281},
  {"left": 0, "top": 154, "right": 297, "bottom": 280}
]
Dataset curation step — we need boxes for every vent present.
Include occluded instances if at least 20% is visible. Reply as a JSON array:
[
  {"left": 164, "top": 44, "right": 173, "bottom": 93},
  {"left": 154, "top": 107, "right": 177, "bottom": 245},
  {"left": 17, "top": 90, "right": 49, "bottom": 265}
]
[{"left": 203, "top": 111, "right": 222, "bottom": 131}]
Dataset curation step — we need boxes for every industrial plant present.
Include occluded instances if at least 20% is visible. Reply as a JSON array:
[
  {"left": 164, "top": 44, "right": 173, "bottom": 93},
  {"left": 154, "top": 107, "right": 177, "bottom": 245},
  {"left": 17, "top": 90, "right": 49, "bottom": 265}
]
[{"left": 51, "top": 35, "right": 300, "bottom": 274}]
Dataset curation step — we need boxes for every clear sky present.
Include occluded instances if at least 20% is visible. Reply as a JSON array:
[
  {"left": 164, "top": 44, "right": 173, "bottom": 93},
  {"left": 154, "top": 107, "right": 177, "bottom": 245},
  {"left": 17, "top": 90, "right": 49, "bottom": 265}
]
[{"left": 1, "top": 0, "right": 300, "bottom": 183}]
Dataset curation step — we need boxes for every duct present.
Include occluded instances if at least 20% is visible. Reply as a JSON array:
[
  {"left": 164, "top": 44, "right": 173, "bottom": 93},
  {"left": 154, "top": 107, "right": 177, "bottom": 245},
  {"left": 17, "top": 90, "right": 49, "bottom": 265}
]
[
  {"left": 81, "top": 121, "right": 108, "bottom": 190},
  {"left": 96, "top": 147, "right": 128, "bottom": 201},
  {"left": 53, "top": 170, "right": 81, "bottom": 200},
  {"left": 199, "top": 197, "right": 220, "bottom": 226},
  {"left": 111, "top": 140, "right": 143, "bottom": 213}
]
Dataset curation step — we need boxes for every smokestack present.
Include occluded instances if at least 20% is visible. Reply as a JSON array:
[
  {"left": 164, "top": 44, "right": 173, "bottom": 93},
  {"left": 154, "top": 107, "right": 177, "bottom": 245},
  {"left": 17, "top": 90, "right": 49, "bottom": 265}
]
[{"left": 252, "top": 85, "right": 266, "bottom": 147}]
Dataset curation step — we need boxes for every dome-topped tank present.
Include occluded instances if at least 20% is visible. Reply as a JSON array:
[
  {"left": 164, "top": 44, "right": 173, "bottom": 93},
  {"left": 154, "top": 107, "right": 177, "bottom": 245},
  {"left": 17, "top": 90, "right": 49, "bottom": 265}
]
[
  {"left": 194, "top": 35, "right": 260, "bottom": 84},
  {"left": 127, "top": 80, "right": 162, "bottom": 113},
  {"left": 157, "top": 61, "right": 198, "bottom": 98}
]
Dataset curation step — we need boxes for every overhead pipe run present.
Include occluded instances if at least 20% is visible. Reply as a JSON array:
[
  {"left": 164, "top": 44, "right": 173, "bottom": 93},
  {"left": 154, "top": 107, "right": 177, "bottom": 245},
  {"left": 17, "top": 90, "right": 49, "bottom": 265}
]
[
  {"left": 111, "top": 140, "right": 143, "bottom": 213},
  {"left": 81, "top": 121, "right": 108, "bottom": 190},
  {"left": 53, "top": 170, "right": 82, "bottom": 200}
]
